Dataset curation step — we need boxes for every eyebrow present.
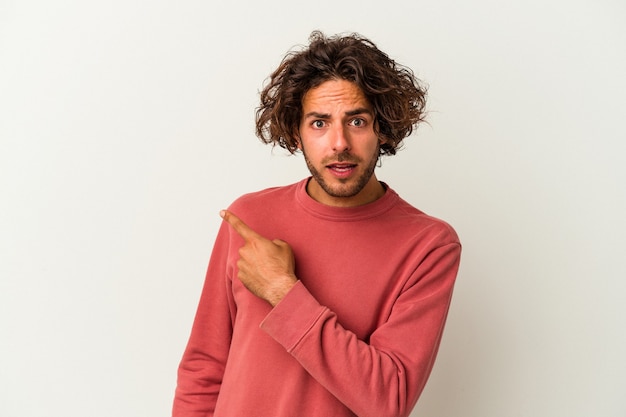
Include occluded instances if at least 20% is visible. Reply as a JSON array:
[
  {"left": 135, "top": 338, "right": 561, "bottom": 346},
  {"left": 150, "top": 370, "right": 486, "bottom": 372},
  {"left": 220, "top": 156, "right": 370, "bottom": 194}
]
[
  {"left": 345, "top": 107, "right": 373, "bottom": 117},
  {"left": 303, "top": 107, "right": 373, "bottom": 119}
]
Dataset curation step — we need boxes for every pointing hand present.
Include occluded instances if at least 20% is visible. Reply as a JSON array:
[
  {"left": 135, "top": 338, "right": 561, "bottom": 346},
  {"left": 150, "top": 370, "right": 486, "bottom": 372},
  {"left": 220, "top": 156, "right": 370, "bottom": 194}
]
[{"left": 220, "top": 210, "right": 297, "bottom": 306}]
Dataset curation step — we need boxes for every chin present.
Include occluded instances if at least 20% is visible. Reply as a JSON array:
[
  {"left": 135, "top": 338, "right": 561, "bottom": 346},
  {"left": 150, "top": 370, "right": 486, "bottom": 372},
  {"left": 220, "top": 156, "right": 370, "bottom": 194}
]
[{"left": 321, "top": 179, "right": 367, "bottom": 198}]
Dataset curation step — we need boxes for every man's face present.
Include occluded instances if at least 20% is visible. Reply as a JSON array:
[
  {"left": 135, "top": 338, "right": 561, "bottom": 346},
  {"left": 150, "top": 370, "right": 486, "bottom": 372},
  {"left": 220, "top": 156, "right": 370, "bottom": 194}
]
[{"left": 298, "top": 79, "right": 385, "bottom": 207}]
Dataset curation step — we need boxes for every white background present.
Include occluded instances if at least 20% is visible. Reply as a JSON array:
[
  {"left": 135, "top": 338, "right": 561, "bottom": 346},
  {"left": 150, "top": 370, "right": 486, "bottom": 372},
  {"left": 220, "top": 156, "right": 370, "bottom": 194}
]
[{"left": 1, "top": 0, "right": 625, "bottom": 416}]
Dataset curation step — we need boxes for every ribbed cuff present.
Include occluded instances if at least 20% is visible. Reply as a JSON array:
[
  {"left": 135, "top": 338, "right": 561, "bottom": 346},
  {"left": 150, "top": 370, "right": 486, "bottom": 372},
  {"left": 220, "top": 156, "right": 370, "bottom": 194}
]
[{"left": 260, "top": 281, "right": 327, "bottom": 352}]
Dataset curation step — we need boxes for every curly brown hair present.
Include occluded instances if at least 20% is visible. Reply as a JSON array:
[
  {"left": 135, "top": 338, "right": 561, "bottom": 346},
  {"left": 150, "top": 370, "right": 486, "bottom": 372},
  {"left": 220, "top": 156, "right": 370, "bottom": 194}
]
[{"left": 255, "top": 31, "right": 428, "bottom": 156}]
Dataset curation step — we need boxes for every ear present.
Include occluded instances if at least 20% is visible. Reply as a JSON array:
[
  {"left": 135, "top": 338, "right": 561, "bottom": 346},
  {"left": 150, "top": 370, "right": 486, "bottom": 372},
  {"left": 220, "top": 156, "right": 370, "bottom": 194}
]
[{"left": 294, "top": 135, "right": 302, "bottom": 150}]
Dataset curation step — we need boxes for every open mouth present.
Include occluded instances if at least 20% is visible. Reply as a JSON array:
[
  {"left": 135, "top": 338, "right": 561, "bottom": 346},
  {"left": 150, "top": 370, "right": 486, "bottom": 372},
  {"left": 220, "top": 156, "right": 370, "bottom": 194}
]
[{"left": 327, "top": 163, "right": 357, "bottom": 176}]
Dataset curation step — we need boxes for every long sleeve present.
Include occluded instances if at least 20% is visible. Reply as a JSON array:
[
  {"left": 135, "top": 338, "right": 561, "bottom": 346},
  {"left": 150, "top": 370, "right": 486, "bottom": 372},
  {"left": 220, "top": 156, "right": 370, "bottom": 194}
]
[
  {"left": 173, "top": 224, "right": 237, "bottom": 417},
  {"left": 260, "top": 242, "right": 461, "bottom": 417}
]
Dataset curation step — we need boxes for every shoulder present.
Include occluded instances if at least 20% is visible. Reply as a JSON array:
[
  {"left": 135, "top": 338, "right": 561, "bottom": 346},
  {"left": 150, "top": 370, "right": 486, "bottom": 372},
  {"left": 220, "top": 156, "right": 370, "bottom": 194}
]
[
  {"left": 391, "top": 195, "right": 460, "bottom": 247},
  {"left": 225, "top": 181, "right": 302, "bottom": 223},
  {"left": 231, "top": 182, "right": 297, "bottom": 205}
]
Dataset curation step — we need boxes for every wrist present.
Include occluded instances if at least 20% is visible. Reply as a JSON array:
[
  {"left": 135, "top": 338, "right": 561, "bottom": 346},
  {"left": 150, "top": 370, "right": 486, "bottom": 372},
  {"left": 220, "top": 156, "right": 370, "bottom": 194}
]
[{"left": 267, "top": 276, "right": 297, "bottom": 307}]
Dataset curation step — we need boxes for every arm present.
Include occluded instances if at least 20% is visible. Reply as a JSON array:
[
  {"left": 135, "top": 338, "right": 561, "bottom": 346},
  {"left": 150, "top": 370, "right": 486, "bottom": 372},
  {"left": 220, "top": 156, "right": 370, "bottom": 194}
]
[
  {"left": 221, "top": 210, "right": 461, "bottom": 417},
  {"left": 261, "top": 242, "right": 461, "bottom": 417},
  {"left": 172, "top": 223, "right": 236, "bottom": 417}
]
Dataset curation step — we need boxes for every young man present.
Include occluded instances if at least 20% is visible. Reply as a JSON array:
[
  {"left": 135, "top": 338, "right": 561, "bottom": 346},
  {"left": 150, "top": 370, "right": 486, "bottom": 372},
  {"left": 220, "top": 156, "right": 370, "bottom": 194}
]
[{"left": 173, "top": 32, "right": 461, "bottom": 417}]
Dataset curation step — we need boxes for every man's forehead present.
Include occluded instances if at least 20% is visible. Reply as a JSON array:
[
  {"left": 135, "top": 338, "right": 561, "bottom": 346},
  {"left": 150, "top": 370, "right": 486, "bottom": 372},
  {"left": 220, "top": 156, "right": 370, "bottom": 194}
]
[{"left": 301, "top": 79, "right": 372, "bottom": 112}]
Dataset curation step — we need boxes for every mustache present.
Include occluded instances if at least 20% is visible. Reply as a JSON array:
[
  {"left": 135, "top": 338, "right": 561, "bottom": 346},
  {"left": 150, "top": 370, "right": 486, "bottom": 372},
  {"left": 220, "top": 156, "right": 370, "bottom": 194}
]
[{"left": 323, "top": 152, "right": 361, "bottom": 164}]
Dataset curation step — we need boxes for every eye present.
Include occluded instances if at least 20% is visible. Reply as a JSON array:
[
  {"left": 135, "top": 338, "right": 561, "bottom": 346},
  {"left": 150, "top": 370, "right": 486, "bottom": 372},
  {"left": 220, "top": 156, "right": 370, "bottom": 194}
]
[
  {"left": 350, "top": 118, "right": 366, "bottom": 127},
  {"left": 312, "top": 120, "right": 326, "bottom": 129}
]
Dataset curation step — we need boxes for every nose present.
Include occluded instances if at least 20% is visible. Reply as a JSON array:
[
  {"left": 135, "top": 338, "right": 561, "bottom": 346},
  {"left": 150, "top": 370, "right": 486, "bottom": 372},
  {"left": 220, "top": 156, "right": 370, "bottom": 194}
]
[{"left": 330, "top": 125, "right": 351, "bottom": 153}]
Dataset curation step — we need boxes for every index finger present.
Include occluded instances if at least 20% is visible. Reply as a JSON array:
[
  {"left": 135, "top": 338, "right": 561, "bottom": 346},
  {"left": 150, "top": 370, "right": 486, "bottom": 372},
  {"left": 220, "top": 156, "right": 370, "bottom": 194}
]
[{"left": 220, "top": 210, "right": 260, "bottom": 241}]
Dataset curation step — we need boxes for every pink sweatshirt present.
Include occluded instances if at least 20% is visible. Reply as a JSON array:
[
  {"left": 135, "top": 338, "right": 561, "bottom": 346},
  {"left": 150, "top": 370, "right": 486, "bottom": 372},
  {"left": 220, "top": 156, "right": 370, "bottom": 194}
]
[{"left": 173, "top": 179, "right": 461, "bottom": 417}]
